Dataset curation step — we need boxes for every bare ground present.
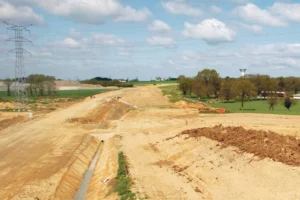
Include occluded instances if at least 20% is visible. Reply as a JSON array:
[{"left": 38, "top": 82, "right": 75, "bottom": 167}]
[{"left": 0, "top": 86, "right": 300, "bottom": 200}]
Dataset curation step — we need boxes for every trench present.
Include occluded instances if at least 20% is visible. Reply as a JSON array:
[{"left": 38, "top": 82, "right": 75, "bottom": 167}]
[{"left": 74, "top": 145, "right": 103, "bottom": 200}]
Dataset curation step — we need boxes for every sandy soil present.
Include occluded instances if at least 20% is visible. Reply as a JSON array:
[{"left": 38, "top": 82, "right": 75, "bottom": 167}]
[{"left": 0, "top": 86, "right": 300, "bottom": 200}]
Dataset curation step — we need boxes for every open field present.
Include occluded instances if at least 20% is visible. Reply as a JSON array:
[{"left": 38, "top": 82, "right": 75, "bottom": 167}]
[
  {"left": 0, "top": 89, "right": 115, "bottom": 102},
  {"left": 161, "top": 84, "right": 300, "bottom": 115},
  {"left": 132, "top": 80, "right": 177, "bottom": 86},
  {"left": 0, "top": 86, "right": 300, "bottom": 199}
]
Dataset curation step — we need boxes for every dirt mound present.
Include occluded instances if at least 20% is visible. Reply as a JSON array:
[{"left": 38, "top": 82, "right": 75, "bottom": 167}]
[
  {"left": 0, "top": 102, "right": 14, "bottom": 109},
  {"left": 173, "top": 125, "right": 300, "bottom": 166},
  {"left": 67, "top": 99, "right": 131, "bottom": 124},
  {"left": 172, "top": 101, "right": 226, "bottom": 114}
]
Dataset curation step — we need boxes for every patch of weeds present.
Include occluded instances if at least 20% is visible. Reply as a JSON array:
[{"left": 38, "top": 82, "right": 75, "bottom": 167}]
[{"left": 116, "top": 152, "right": 136, "bottom": 200}]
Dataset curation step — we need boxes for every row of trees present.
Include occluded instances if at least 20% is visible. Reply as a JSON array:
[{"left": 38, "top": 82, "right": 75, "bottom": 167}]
[
  {"left": 2, "top": 74, "right": 57, "bottom": 96},
  {"left": 178, "top": 69, "right": 300, "bottom": 109}
]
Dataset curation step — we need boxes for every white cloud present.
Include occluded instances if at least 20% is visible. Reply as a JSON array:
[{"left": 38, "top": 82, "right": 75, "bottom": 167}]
[
  {"left": 7, "top": 0, "right": 151, "bottom": 24},
  {"left": 84, "top": 33, "right": 127, "bottom": 46},
  {"left": 239, "top": 23, "right": 263, "bottom": 34},
  {"left": 211, "top": 5, "right": 222, "bottom": 14},
  {"left": 0, "top": 1, "right": 44, "bottom": 25},
  {"left": 269, "top": 3, "right": 300, "bottom": 23},
  {"left": 48, "top": 38, "right": 80, "bottom": 48},
  {"left": 146, "top": 36, "right": 176, "bottom": 48},
  {"left": 183, "top": 19, "right": 236, "bottom": 45},
  {"left": 148, "top": 20, "right": 171, "bottom": 32},
  {"left": 233, "top": 3, "right": 286, "bottom": 27},
  {"left": 162, "top": 0, "right": 203, "bottom": 16}
]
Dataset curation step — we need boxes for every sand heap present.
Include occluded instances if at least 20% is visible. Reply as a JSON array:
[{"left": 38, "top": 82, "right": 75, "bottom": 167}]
[
  {"left": 0, "top": 102, "right": 14, "bottom": 109},
  {"left": 172, "top": 101, "right": 226, "bottom": 114}
]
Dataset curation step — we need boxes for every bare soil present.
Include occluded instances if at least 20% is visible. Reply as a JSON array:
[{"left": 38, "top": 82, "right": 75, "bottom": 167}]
[
  {"left": 174, "top": 125, "right": 300, "bottom": 166},
  {"left": 1, "top": 86, "right": 300, "bottom": 200}
]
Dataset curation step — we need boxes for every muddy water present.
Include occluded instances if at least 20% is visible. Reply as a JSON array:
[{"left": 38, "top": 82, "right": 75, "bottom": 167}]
[{"left": 74, "top": 148, "right": 102, "bottom": 200}]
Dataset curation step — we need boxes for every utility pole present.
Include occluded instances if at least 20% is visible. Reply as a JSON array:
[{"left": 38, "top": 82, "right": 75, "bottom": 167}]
[{"left": 4, "top": 22, "right": 32, "bottom": 111}]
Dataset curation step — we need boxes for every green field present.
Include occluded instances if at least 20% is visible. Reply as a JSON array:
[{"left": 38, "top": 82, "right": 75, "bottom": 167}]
[
  {"left": 132, "top": 80, "right": 177, "bottom": 86},
  {"left": 209, "top": 100, "right": 300, "bottom": 115},
  {"left": 160, "top": 85, "right": 300, "bottom": 115},
  {"left": 0, "top": 89, "right": 115, "bottom": 103}
]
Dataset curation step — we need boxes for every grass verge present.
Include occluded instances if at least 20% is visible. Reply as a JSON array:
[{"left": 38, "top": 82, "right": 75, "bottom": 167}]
[{"left": 116, "top": 152, "right": 136, "bottom": 200}]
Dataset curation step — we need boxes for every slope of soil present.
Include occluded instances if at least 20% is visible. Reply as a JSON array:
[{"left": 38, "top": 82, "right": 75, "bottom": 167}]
[
  {"left": 0, "top": 116, "right": 26, "bottom": 131},
  {"left": 174, "top": 125, "right": 300, "bottom": 166},
  {"left": 173, "top": 100, "right": 226, "bottom": 113},
  {"left": 67, "top": 99, "right": 131, "bottom": 124}
]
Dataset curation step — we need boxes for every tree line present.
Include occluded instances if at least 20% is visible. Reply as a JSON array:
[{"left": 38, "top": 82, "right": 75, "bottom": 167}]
[
  {"left": 2, "top": 74, "right": 57, "bottom": 97},
  {"left": 177, "top": 69, "right": 300, "bottom": 110}
]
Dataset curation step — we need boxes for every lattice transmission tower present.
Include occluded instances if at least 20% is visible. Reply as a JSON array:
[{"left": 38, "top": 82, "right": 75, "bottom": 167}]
[{"left": 4, "top": 22, "right": 32, "bottom": 111}]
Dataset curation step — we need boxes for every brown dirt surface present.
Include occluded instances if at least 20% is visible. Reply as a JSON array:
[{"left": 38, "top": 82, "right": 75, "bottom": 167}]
[
  {"left": 1, "top": 86, "right": 300, "bottom": 200},
  {"left": 173, "top": 100, "right": 226, "bottom": 114},
  {"left": 0, "top": 116, "right": 26, "bottom": 131},
  {"left": 67, "top": 99, "right": 131, "bottom": 124},
  {"left": 176, "top": 125, "right": 300, "bottom": 166},
  {"left": 0, "top": 102, "right": 14, "bottom": 109}
]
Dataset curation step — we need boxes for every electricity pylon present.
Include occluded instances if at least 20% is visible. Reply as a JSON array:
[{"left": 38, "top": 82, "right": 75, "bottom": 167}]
[{"left": 4, "top": 21, "right": 32, "bottom": 111}]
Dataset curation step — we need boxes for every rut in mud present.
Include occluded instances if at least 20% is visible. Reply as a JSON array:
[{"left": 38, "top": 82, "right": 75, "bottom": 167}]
[{"left": 173, "top": 125, "right": 300, "bottom": 166}]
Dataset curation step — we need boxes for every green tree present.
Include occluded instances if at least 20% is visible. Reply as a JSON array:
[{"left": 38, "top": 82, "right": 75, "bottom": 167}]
[
  {"left": 235, "top": 78, "right": 257, "bottom": 108},
  {"left": 3, "top": 78, "right": 13, "bottom": 96},
  {"left": 268, "top": 94, "right": 278, "bottom": 110},
  {"left": 220, "top": 78, "right": 236, "bottom": 102},
  {"left": 178, "top": 76, "right": 193, "bottom": 96},
  {"left": 196, "top": 69, "right": 221, "bottom": 98}
]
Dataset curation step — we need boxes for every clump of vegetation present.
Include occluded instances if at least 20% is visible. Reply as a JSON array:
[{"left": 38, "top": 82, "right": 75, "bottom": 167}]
[
  {"left": 116, "top": 152, "right": 136, "bottom": 200},
  {"left": 268, "top": 95, "right": 278, "bottom": 110}
]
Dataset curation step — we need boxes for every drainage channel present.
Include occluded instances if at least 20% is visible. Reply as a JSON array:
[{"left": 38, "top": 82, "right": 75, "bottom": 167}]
[{"left": 74, "top": 146, "right": 102, "bottom": 200}]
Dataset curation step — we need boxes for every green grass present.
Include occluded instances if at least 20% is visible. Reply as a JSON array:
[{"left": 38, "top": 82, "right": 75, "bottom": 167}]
[
  {"left": 131, "top": 80, "right": 176, "bottom": 86},
  {"left": 159, "top": 85, "right": 183, "bottom": 103},
  {"left": 209, "top": 100, "right": 300, "bottom": 115},
  {"left": 0, "top": 89, "right": 115, "bottom": 102},
  {"left": 159, "top": 86, "right": 300, "bottom": 115},
  {"left": 116, "top": 152, "right": 136, "bottom": 200}
]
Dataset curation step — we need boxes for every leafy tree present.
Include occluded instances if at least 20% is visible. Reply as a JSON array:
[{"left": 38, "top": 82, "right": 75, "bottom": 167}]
[
  {"left": 192, "top": 78, "right": 203, "bottom": 99},
  {"left": 196, "top": 69, "right": 221, "bottom": 97},
  {"left": 3, "top": 78, "right": 13, "bottom": 96},
  {"left": 27, "top": 74, "right": 56, "bottom": 96},
  {"left": 268, "top": 94, "right": 278, "bottom": 110},
  {"left": 284, "top": 97, "right": 292, "bottom": 110},
  {"left": 178, "top": 76, "right": 193, "bottom": 96},
  {"left": 220, "top": 78, "right": 236, "bottom": 102},
  {"left": 235, "top": 78, "right": 257, "bottom": 108}
]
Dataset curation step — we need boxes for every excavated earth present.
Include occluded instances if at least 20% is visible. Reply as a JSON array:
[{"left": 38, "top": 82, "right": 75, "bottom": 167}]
[{"left": 1, "top": 86, "right": 300, "bottom": 200}]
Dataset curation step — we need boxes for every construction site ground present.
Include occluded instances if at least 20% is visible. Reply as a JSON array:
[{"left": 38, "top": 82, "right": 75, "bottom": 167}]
[{"left": 1, "top": 86, "right": 300, "bottom": 200}]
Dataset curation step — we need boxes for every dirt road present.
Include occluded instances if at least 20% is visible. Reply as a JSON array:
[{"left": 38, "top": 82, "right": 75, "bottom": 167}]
[{"left": 1, "top": 86, "right": 300, "bottom": 200}]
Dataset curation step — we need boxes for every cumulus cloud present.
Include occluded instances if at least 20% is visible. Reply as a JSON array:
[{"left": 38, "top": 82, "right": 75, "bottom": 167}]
[
  {"left": 269, "top": 3, "right": 300, "bottom": 23},
  {"left": 211, "top": 5, "right": 222, "bottom": 14},
  {"left": 233, "top": 3, "right": 286, "bottom": 27},
  {"left": 162, "top": 0, "right": 203, "bottom": 16},
  {"left": 0, "top": 1, "right": 44, "bottom": 25},
  {"left": 7, "top": 0, "right": 151, "bottom": 24},
  {"left": 146, "top": 36, "right": 176, "bottom": 48},
  {"left": 148, "top": 20, "right": 171, "bottom": 32},
  {"left": 183, "top": 19, "right": 236, "bottom": 45}
]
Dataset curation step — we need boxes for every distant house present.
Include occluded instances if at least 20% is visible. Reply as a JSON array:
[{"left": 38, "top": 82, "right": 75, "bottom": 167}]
[
  {"left": 156, "top": 77, "right": 164, "bottom": 81},
  {"left": 118, "top": 79, "right": 127, "bottom": 83}
]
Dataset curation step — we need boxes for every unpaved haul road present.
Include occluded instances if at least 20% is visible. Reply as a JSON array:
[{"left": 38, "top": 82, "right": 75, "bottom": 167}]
[{"left": 1, "top": 86, "right": 300, "bottom": 200}]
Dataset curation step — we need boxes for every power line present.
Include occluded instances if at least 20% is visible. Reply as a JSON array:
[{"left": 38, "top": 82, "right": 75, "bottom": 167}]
[{"left": 4, "top": 21, "right": 32, "bottom": 111}]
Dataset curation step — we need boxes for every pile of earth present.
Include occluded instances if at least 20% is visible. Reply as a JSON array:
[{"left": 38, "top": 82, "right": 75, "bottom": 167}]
[
  {"left": 171, "top": 125, "right": 300, "bottom": 166},
  {"left": 0, "top": 102, "right": 14, "bottom": 109},
  {"left": 173, "top": 101, "right": 226, "bottom": 114}
]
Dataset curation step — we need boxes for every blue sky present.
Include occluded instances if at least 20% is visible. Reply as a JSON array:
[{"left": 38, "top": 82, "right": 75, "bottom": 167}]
[{"left": 1, "top": 0, "right": 300, "bottom": 80}]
